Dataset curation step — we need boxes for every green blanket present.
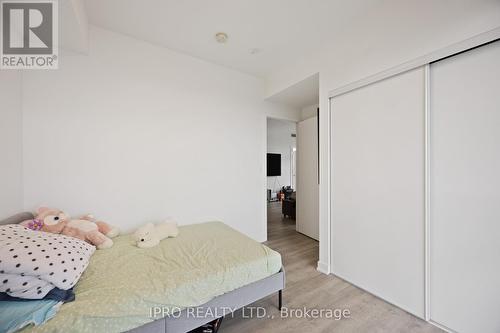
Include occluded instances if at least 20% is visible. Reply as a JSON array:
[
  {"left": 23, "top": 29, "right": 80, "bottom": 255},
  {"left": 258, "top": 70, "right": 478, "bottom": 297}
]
[{"left": 24, "top": 222, "right": 282, "bottom": 333}]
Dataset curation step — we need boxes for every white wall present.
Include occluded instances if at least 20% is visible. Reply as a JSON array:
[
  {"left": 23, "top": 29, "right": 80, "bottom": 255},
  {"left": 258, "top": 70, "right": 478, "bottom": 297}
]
[
  {"left": 21, "top": 26, "right": 297, "bottom": 241},
  {"left": 0, "top": 71, "right": 23, "bottom": 218},
  {"left": 300, "top": 103, "right": 318, "bottom": 121},
  {"left": 264, "top": 0, "right": 500, "bottom": 273},
  {"left": 266, "top": 118, "right": 296, "bottom": 192}
]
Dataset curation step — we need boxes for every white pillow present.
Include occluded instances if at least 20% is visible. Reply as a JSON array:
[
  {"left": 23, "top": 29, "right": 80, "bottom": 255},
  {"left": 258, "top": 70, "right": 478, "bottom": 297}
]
[{"left": 0, "top": 224, "right": 95, "bottom": 299}]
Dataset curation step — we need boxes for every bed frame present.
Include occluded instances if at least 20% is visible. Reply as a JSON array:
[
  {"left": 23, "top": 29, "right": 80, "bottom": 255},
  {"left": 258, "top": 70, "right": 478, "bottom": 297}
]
[
  {"left": 1, "top": 212, "right": 285, "bottom": 333},
  {"left": 129, "top": 270, "right": 284, "bottom": 333}
]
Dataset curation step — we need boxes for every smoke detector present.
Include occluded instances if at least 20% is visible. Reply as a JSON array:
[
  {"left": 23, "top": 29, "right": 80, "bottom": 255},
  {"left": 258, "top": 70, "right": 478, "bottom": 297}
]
[{"left": 215, "top": 32, "right": 228, "bottom": 44}]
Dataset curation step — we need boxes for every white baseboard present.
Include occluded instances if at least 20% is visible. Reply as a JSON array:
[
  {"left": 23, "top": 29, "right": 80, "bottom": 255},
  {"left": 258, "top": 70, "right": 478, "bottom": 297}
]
[
  {"left": 429, "top": 320, "right": 458, "bottom": 333},
  {"left": 316, "top": 261, "right": 330, "bottom": 274}
]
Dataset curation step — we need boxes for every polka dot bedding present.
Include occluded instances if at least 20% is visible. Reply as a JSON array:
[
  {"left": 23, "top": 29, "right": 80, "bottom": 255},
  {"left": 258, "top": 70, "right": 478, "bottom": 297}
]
[{"left": 0, "top": 224, "right": 95, "bottom": 299}]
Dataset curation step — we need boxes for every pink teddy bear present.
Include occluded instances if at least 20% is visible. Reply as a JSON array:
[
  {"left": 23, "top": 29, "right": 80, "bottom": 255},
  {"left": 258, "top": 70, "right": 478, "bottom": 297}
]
[{"left": 22, "top": 207, "right": 120, "bottom": 249}]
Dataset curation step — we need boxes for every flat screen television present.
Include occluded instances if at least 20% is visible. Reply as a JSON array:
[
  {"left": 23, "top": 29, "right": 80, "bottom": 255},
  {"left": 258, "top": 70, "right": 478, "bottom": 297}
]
[{"left": 267, "top": 153, "right": 281, "bottom": 176}]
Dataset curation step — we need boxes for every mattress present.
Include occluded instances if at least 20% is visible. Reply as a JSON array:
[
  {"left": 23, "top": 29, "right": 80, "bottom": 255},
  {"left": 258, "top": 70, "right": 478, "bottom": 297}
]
[{"left": 22, "top": 221, "right": 282, "bottom": 333}]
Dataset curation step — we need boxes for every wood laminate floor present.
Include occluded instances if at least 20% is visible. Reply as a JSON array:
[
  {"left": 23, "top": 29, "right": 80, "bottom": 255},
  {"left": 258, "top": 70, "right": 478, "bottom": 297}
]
[{"left": 219, "top": 202, "right": 442, "bottom": 333}]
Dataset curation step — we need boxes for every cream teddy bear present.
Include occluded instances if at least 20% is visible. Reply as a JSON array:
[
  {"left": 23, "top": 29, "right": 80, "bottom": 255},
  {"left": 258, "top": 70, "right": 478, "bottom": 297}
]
[{"left": 133, "top": 220, "right": 179, "bottom": 248}]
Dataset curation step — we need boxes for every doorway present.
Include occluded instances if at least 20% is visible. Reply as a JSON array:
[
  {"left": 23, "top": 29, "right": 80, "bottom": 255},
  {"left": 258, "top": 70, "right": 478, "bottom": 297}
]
[
  {"left": 264, "top": 72, "right": 319, "bottom": 270},
  {"left": 266, "top": 118, "right": 297, "bottom": 204},
  {"left": 265, "top": 114, "right": 319, "bottom": 241}
]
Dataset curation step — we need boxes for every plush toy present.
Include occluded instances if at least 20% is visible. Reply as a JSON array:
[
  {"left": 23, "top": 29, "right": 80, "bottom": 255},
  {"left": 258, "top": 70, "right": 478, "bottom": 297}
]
[
  {"left": 21, "top": 207, "right": 120, "bottom": 249},
  {"left": 133, "top": 220, "right": 179, "bottom": 248}
]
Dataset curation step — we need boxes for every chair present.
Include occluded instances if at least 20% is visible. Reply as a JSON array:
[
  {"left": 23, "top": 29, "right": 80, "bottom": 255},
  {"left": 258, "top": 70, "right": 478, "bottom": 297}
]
[{"left": 282, "top": 192, "right": 296, "bottom": 219}]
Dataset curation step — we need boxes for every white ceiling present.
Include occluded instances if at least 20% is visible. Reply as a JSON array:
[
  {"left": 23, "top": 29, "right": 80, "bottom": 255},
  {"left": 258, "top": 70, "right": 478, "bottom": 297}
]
[
  {"left": 84, "top": 0, "right": 377, "bottom": 78},
  {"left": 60, "top": 0, "right": 88, "bottom": 54}
]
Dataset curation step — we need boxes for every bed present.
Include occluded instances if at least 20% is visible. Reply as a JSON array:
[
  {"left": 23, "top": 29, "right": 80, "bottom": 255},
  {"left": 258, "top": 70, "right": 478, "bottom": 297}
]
[{"left": 0, "top": 213, "right": 285, "bottom": 333}]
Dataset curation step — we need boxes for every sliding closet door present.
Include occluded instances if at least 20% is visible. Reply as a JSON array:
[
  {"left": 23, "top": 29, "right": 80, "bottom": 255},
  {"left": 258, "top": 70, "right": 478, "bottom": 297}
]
[
  {"left": 330, "top": 67, "right": 425, "bottom": 317},
  {"left": 430, "top": 41, "right": 500, "bottom": 333}
]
